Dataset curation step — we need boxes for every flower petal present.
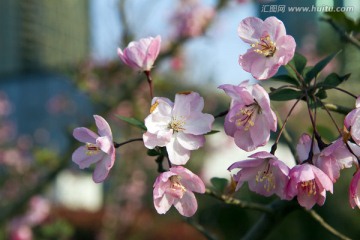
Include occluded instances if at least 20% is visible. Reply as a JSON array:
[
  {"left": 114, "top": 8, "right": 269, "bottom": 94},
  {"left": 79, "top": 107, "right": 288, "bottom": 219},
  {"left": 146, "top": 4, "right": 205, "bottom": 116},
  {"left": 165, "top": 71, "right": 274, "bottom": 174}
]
[
  {"left": 73, "top": 127, "right": 98, "bottom": 143},
  {"left": 154, "top": 194, "right": 174, "bottom": 214},
  {"left": 92, "top": 154, "right": 114, "bottom": 183},
  {"left": 176, "top": 133, "right": 205, "bottom": 150},
  {"left": 94, "top": 115, "right": 113, "bottom": 140},
  {"left": 166, "top": 136, "right": 190, "bottom": 165},
  {"left": 173, "top": 191, "right": 198, "bottom": 217},
  {"left": 72, "top": 146, "right": 103, "bottom": 169}
]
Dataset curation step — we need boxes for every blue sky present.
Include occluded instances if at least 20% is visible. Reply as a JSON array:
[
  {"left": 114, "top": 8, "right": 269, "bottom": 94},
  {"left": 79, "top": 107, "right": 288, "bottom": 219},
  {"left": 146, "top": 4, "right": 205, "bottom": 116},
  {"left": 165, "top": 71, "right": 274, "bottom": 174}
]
[{"left": 90, "top": 0, "right": 256, "bottom": 85}]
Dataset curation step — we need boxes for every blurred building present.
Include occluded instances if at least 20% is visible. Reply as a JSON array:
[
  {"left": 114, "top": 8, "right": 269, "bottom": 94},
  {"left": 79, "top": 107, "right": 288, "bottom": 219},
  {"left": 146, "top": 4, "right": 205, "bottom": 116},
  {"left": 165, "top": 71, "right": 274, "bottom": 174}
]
[{"left": 0, "top": 0, "right": 89, "bottom": 74}]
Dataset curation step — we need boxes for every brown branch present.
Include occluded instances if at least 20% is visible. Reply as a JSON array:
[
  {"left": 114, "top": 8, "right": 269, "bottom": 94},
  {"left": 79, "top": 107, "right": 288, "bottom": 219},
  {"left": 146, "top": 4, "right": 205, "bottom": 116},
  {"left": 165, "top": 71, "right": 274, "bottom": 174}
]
[{"left": 205, "top": 188, "right": 273, "bottom": 214}]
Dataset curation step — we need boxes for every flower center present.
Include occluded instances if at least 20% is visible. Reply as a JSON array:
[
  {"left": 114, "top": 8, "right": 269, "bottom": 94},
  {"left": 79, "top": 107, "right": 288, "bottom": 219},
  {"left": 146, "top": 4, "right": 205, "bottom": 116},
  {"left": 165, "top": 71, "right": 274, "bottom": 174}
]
[
  {"left": 85, "top": 143, "right": 100, "bottom": 155},
  {"left": 234, "top": 101, "right": 262, "bottom": 131},
  {"left": 251, "top": 35, "right": 276, "bottom": 57},
  {"left": 168, "top": 175, "right": 187, "bottom": 198},
  {"left": 300, "top": 180, "right": 317, "bottom": 196},
  {"left": 255, "top": 163, "right": 275, "bottom": 192},
  {"left": 169, "top": 117, "right": 185, "bottom": 132}
]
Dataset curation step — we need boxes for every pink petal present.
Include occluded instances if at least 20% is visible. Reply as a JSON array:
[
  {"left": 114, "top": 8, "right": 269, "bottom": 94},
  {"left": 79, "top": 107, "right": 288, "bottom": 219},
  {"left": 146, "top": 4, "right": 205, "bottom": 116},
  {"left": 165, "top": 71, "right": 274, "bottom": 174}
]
[
  {"left": 73, "top": 127, "right": 98, "bottom": 143},
  {"left": 249, "top": 114, "right": 270, "bottom": 148},
  {"left": 183, "top": 113, "right": 214, "bottom": 135},
  {"left": 94, "top": 115, "right": 112, "bottom": 140},
  {"left": 349, "top": 170, "right": 360, "bottom": 208},
  {"left": 154, "top": 194, "right": 174, "bottom": 214},
  {"left": 263, "top": 16, "right": 286, "bottom": 41},
  {"left": 228, "top": 158, "right": 264, "bottom": 170},
  {"left": 274, "top": 35, "right": 296, "bottom": 65},
  {"left": 166, "top": 136, "right": 190, "bottom": 165},
  {"left": 96, "top": 136, "right": 113, "bottom": 155},
  {"left": 171, "top": 166, "right": 205, "bottom": 193},
  {"left": 93, "top": 154, "right": 114, "bottom": 183},
  {"left": 143, "top": 132, "right": 170, "bottom": 149},
  {"left": 144, "top": 35, "right": 161, "bottom": 70},
  {"left": 174, "top": 191, "right": 198, "bottom": 217},
  {"left": 72, "top": 146, "right": 103, "bottom": 169},
  {"left": 176, "top": 133, "right": 205, "bottom": 150},
  {"left": 237, "top": 17, "right": 264, "bottom": 44},
  {"left": 234, "top": 129, "right": 256, "bottom": 152},
  {"left": 297, "top": 187, "right": 317, "bottom": 209},
  {"left": 312, "top": 165, "right": 333, "bottom": 193}
]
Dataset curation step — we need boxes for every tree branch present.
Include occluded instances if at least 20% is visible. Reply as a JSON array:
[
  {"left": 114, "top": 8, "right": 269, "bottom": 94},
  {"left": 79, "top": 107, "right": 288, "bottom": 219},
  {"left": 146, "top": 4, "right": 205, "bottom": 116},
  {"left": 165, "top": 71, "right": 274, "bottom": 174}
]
[
  {"left": 205, "top": 188, "right": 273, "bottom": 214},
  {"left": 308, "top": 210, "right": 352, "bottom": 240}
]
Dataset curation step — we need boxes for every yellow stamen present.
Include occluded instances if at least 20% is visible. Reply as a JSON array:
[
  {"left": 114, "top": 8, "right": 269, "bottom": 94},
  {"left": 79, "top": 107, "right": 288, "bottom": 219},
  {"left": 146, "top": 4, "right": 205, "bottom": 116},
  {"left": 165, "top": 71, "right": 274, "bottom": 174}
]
[
  {"left": 150, "top": 101, "right": 159, "bottom": 113},
  {"left": 252, "top": 34, "right": 276, "bottom": 57},
  {"left": 85, "top": 143, "right": 100, "bottom": 156}
]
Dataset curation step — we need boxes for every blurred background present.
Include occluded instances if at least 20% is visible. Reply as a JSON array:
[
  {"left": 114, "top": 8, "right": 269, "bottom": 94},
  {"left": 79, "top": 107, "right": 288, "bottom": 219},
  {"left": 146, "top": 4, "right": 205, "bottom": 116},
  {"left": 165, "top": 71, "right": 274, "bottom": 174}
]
[{"left": 0, "top": 0, "right": 360, "bottom": 239}]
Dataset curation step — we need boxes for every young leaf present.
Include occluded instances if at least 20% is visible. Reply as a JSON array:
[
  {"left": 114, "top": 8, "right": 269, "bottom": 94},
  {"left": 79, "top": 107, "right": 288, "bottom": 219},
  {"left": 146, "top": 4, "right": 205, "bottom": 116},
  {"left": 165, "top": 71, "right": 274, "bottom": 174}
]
[
  {"left": 210, "top": 177, "right": 229, "bottom": 193},
  {"left": 269, "top": 75, "right": 300, "bottom": 86},
  {"left": 269, "top": 88, "right": 303, "bottom": 101},
  {"left": 305, "top": 51, "right": 341, "bottom": 83},
  {"left": 205, "top": 130, "right": 220, "bottom": 135},
  {"left": 317, "top": 73, "right": 351, "bottom": 89},
  {"left": 116, "top": 115, "right": 147, "bottom": 131},
  {"left": 315, "top": 89, "right": 327, "bottom": 99},
  {"left": 284, "top": 52, "right": 307, "bottom": 80}
]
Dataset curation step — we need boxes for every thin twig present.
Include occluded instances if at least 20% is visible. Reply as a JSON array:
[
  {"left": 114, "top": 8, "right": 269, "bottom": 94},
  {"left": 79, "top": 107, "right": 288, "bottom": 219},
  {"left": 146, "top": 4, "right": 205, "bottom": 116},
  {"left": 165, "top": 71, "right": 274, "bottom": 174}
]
[
  {"left": 273, "top": 109, "right": 298, "bottom": 162},
  {"left": 317, "top": 98, "right": 342, "bottom": 134},
  {"left": 205, "top": 188, "right": 273, "bottom": 214},
  {"left": 320, "top": 17, "right": 360, "bottom": 51},
  {"left": 271, "top": 96, "right": 303, "bottom": 155},
  {"left": 308, "top": 210, "right": 352, "bottom": 240}
]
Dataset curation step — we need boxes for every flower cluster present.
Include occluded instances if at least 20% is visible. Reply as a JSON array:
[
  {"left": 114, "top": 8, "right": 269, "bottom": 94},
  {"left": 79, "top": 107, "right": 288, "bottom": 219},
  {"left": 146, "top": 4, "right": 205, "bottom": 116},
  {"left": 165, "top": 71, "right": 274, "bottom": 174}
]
[
  {"left": 144, "top": 92, "right": 214, "bottom": 216},
  {"left": 71, "top": 15, "right": 360, "bottom": 224}
]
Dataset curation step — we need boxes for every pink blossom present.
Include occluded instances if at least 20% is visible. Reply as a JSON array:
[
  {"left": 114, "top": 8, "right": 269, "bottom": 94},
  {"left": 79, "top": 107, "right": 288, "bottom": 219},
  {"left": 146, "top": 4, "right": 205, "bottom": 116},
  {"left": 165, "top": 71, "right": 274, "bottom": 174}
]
[
  {"left": 349, "top": 169, "right": 360, "bottom": 209},
  {"left": 219, "top": 81, "right": 276, "bottom": 151},
  {"left": 296, "top": 133, "right": 320, "bottom": 163},
  {"left": 143, "top": 92, "right": 214, "bottom": 165},
  {"left": 153, "top": 166, "right": 205, "bottom": 217},
  {"left": 72, "top": 115, "right": 115, "bottom": 183},
  {"left": 117, "top": 35, "right": 161, "bottom": 72},
  {"left": 344, "top": 96, "right": 360, "bottom": 145},
  {"left": 286, "top": 163, "right": 333, "bottom": 209},
  {"left": 315, "top": 138, "right": 355, "bottom": 183},
  {"left": 171, "top": 1, "right": 214, "bottom": 38},
  {"left": 228, "top": 151, "right": 290, "bottom": 199},
  {"left": 296, "top": 133, "right": 355, "bottom": 183},
  {"left": 238, "top": 16, "right": 296, "bottom": 80}
]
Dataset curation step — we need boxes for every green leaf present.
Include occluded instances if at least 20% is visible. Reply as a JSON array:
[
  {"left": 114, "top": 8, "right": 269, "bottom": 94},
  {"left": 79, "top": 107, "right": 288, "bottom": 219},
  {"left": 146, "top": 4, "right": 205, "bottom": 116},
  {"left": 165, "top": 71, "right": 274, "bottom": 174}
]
[
  {"left": 269, "top": 75, "right": 300, "bottom": 86},
  {"left": 305, "top": 51, "right": 341, "bottom": 83},
  {"left": 317, "top": 73, "right": 351, "bottom": 89},
  {"left": 210, "top": 177, "right": 229, "bottom": 193},
  {"left": 115, "top": 115, "right": 147, "bottom": 131},
  {"left": 205, "top": 130, "right": 220, "bottom": 135},
  {"left": 284, "top": 53, "right": 307, "bottom": 81},
  {"left": 269, "top": 88, "right": 303, "bottom": 101}
]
